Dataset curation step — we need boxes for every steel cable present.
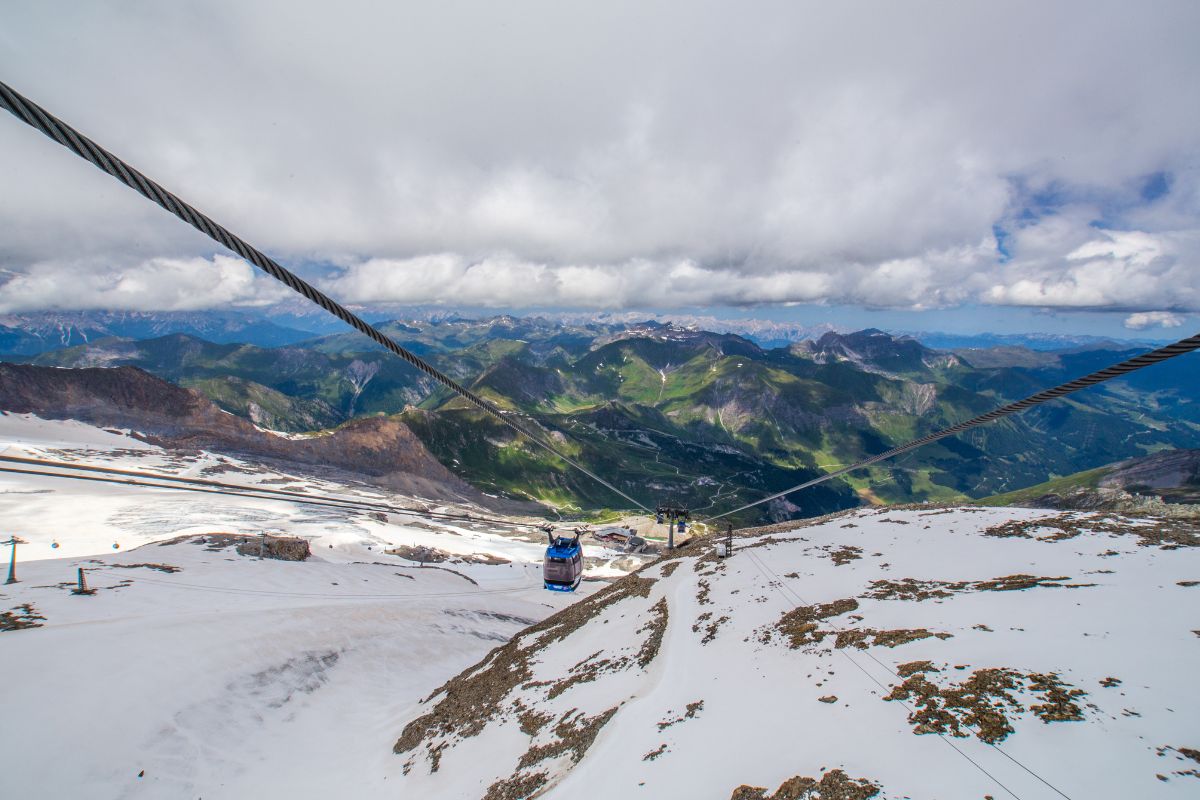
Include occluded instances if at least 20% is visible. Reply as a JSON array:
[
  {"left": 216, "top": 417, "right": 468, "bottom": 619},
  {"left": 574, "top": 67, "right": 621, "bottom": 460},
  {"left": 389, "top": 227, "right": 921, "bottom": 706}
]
[
  {"left": 0, "top": 460, "right": 540, "bottom": 530},
  {"left": 704, "top": 333, "right": 1200, "bottom": 522},
  {"left": 0, "top": 79, "right": 650, "bottom": 513}
]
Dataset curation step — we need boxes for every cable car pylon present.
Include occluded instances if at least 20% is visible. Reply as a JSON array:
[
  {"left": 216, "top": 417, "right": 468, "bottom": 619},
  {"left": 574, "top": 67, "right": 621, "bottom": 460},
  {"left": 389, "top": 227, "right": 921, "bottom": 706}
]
[{"left": 655, "top": 504, "right": 690, "bottom": 550}]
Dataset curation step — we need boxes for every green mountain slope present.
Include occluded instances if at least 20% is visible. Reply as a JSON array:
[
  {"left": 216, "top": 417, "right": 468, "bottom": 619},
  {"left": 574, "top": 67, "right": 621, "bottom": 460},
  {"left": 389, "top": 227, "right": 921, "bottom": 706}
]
[{"left": 11, "top": 318, "right": 1200, "bottom": 523}]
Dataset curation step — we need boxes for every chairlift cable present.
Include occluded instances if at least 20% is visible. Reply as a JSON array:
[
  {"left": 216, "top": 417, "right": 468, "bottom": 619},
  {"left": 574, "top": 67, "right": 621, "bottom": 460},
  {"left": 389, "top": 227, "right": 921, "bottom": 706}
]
[{"left": 0, "top": 79, "right": 651, "bottom": 514}]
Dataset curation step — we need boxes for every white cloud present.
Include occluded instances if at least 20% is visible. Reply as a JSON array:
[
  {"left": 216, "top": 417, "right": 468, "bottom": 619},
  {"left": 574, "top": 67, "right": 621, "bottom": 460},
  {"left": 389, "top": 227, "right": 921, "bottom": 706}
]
[
  {"left": 0, "top": 256, "right": 289, "bottom": 313},
  {"left": 1124, "top": 311, "right": 1185, "bottom": 330},
  {"left": 985, "top": 229, "right": 1200, "bottom": 310},
  {"left": 0, "top": 1, "right": 1198, "bottom": 313},
  {"left": 323, "top": 244, "right": 989, "bottom": 310}
]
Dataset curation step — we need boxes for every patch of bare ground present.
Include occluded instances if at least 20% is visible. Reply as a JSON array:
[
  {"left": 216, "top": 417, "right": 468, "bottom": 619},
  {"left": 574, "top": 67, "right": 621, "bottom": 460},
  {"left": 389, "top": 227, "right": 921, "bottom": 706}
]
[
  {"left": 157, "top": 532, "right": 311, "bottom": 560},
  {"left": 242, "top": 535, "right": 310, "bottom": 561},
  {"left": 697, "top": 578, "right": 713, "bottom": 605},
  {"left": 386, "top": 544, "right": 508, "bottom": 565},
  {"left": 862, "top": 574, "right": 1094, "bottom": 601},
  {"left": 1155, "top": 746, "right": 1200, "bottom": 780},
  {"left": 388, "top": 544, "right": 451, "bottom": 563},
  {"left": 643, "top": 743, "right": 668, "bottom": 761},
  {"left": 1178, "top": 580, "right": 1199, "bottom": 587},
  {"left": 660, "top": 561, "right": 682, "bottom": 578},
  {"left": 730, "top": 769, "right": 881, "bottom": 799},
  {"left": 984, "top": 513, "right": 1200, "bottom": 549},
  {"left": 460, "top": 553, "right": 512, "bottom": 565},
  {"left": 106, "top": 562, "right": 181, "bottom": 573},
  {"left": 694, "top": 613, "right": 730, "bottom": 644},
  {"left": 515, "top": 707, "right": 619, "bottom": 770},
  {"left": 1100, "top": 677, "right": 1122, "bottom": 688},
  {"left": 657, "top": 700, "right": 704, "bottom": 730},
  {"left": 885, "top": 662, "right": 1085, "bottom": 744},
  {"left": 482, "top": 770, "right": 549, "bottom": 800},
  {"left": 636, "top": 598, "right": 669, "bottom": 668},
  {"left": 547, "top": 651, "right": 616, "bottom": 700},
  {"left": 764, "top": 599, "right": 859, "bottom": 648},
  {"left": 830, "top": 545, "right": 863, "bottom": 566},
  {"left": 394, "top": 575, "right": 656, "bottom": 772},
  {"left": 484, "top": 707, "right": 620, "bottom": 798},
  {"left": 896, "top": 660, "right": 937, "bottom": 677},
  {"left": 515, "top": 704, "right": 553, "bottom": 737},
  {"left": 834, "top": 628, "right": 953, "bottom": 649},
  {"left": 0, "top": 603, "right": 45, "bottom": 632}
]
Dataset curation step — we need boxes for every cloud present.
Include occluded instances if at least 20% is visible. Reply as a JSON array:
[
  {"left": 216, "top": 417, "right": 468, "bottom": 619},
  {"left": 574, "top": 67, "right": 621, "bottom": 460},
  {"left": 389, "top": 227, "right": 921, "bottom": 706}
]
[
  {"left": 1123, "top": 311, "right": 1186, "bottom": 330},
  {"left": 984, "top": 229, "right": 1200, "bottom": 311},
  {"left": 321, "top": 242, "right": 996, "bottom": 311},
  {"left": 0, "top": 256, "right": 290, "bottom": 313},
  {"left": 1, "top": 1, "right": 1198, "bottom": 313}
]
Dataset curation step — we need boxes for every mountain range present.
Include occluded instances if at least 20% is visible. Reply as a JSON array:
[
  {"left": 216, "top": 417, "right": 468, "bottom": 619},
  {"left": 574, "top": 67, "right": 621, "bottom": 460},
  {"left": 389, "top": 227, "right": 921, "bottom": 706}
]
[{"left": 2, "top": 313, "right": 1198, "bottom": 523}]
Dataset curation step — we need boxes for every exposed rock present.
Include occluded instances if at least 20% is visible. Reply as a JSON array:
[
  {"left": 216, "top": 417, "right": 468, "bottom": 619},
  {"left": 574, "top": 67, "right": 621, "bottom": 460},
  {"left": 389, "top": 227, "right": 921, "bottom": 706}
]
[
  {"left": 0, "top": 363, "right": 488, "bottom": 502},
  {"left": 885, "top": 662, "right": 1085, "bottom": 744},
  {"left": 730, "top": 769, "right": 881, "bottom": 800},
  {"left": 0, "top": 603, "right": 46, "bottom": 632}
]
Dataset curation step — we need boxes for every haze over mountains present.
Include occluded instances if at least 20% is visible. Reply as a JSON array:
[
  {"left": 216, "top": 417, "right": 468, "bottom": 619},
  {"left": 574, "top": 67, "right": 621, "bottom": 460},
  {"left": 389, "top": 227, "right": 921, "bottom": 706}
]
[{"left": 2, "top": 312, "right": 1197, "bottom": 523}]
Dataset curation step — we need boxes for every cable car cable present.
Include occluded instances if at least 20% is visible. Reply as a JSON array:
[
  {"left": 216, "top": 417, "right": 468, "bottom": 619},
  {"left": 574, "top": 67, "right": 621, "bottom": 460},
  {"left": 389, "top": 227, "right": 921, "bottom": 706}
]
[
  {"left": 0, "top": 463, "right": 538, "bottom": 530},
  {"left": 0, "top": 79, "right": 651, "bottom": 515},
  {"left": 0, "top": 453, "right": 541, "bottom": 529},
  {"left": 701, "top": 332, "right": 1200, "bottom": 522}
]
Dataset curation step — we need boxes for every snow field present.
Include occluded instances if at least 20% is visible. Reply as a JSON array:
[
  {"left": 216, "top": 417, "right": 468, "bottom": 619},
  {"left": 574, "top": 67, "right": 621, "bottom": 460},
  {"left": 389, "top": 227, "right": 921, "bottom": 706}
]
[{"left": 395, "top": 506, "right": 1200, "bottom": 799}]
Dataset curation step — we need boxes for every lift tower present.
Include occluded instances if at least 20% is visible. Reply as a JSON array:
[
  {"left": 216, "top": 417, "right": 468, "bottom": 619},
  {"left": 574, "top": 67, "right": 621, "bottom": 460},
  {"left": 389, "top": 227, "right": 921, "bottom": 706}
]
[{"left": 655, "top": 504, "right": 690, "bottom": 550}]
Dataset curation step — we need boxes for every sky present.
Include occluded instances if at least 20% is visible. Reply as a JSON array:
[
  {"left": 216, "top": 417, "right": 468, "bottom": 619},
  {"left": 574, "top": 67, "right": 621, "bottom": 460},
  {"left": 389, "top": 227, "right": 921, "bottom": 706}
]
[{"left": 1, "top": 1, "right": 1199, "bottom": 337}]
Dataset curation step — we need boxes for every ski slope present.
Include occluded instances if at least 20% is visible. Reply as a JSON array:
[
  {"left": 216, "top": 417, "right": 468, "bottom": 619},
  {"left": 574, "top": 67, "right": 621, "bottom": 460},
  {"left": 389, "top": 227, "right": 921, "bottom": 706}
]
[
  {"left": 0, "top": 533, "right": 581, "bottom": 799},
  {"left": 0, "top": 411, "right": 638, "bottom": 577},
  {"left": 0, "top": 412, "right": 632, "bottom": 798},
  {"left": 3, "top": 412, "right": 1198, "bottom": 798}
]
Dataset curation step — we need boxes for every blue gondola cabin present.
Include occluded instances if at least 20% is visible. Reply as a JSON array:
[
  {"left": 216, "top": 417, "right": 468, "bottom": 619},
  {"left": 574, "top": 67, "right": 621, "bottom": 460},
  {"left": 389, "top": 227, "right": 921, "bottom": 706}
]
[{"left": 544, "top": 533, "right": 583, "bottom": 592}]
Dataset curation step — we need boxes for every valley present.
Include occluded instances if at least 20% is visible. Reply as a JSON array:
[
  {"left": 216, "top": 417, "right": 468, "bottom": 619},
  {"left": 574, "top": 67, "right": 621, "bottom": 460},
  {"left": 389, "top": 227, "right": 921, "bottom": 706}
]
[{"left": 6, "top": 315, "right": 1199, "bottom": 524}]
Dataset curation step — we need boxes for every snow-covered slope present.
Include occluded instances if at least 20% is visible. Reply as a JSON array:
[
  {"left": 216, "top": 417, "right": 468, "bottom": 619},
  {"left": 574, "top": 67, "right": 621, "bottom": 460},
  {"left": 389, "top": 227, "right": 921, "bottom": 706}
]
[
  {"left": 0, "top": 411, "right": 639, "bottom": 573},
  {"left": 392, "top": 506, "right": 1200, "bottom": 799},
  {"left": 0, "top": 533, "right": 580, "bottom": 799},
  {"left": 0, "top": 413, "right": 656, "bottom": 798}
]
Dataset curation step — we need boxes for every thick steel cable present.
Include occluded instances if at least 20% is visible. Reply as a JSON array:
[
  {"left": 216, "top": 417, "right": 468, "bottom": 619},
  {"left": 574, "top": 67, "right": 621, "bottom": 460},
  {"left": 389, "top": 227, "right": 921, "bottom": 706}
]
[
  {"left": 704, "top": 332, "right": 1200, "bottom": 522},
  {"left": 0, "top": 453, "right": 535, "bottom": 527},
  {"left": 0, "top": 79, "right": 650, "bottom": 513},
  {"left": 0, "top": 457, "right": 538, "bottom": 530}
]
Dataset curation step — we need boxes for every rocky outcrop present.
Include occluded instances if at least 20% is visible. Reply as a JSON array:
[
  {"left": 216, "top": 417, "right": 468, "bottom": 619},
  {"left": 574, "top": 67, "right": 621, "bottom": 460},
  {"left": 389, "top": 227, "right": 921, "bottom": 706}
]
[
  {"left": 1100, "top": 449, "right": 1200, "bottom": 494},
  {"left": 1026, "top": 487, "right": 1200, "bottom": 519},
  {"left": 0, "top": 363, "right": 476, "bottom": 499}
]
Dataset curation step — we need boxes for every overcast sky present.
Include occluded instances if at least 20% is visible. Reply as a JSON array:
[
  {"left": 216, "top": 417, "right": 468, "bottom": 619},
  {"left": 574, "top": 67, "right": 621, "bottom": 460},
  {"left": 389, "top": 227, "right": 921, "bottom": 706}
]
[{"left": 2, "top": 1, "right": 1198, "bottom": 334}]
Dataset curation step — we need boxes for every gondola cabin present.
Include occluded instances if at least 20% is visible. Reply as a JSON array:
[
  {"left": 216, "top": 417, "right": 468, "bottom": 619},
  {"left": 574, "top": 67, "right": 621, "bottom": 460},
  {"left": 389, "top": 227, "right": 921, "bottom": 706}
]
[{"left": 544, "top": 533, "right": 583, "bottom": 592}]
